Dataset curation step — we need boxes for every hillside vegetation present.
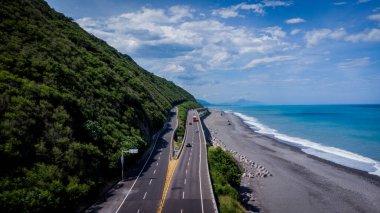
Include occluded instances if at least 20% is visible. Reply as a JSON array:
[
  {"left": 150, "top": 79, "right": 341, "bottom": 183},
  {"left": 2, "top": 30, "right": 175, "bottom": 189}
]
[{"left": 0, "top": 0, "right": 196, "bottom": 212}]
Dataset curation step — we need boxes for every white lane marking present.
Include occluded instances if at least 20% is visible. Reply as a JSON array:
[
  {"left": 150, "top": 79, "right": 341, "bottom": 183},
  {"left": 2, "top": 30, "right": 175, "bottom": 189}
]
[
  {"left": 137, "top": 209, "right": 140, "bottom": 213},
  {"left": 181, "top": 209, "right": 183, "bottom": 213},
  {"left": 149, "top": 179, "right": 153, "bottom": 185},
  {"left": 182, "top": 191, "right": 185, "bottom": 199},
  {"left": 115, "top": 124, "right": 163, "bottom": 213},
  {"left": 156, "top": 162, "right": 159, "bottom": 166},
  {"left": 186, "top": 169, "right": 187, "bottom": 174},
  {"left": 197, "top": 118, "right": 205, "bottom": 213},
  {"left": 184, "top": 178, "right": 186, "bottom": 185},
  {"left": 143, "top": 192, "right": 147, "bottom": 200},
  {"left": 158, "top": 156, "right": 161, "bottom": 160},
  {"left": 153, "top": 169, "right": 156, "bottom": 174},
  {"left": 188, "top": 161, "right": 190, "bottom": 166}
]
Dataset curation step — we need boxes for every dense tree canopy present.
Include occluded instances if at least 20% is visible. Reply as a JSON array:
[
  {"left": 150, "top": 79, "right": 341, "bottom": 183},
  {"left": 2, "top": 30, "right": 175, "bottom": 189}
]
[{"left": 0, "top": 0, "right": 196, "bottom": 212}]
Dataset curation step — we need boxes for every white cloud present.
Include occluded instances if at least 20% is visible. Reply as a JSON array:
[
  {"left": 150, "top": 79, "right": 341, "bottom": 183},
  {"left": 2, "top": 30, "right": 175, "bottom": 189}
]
[
  {"left": 244, "top": 55, "right": 296, "bottom": 69},
  {"left": 212, "top": 1, "right": 291, "bottom": 18},
  {"left": 334, "top": 2, "right": 347, "bottom": 5},
  {"left": 368, "top": 13, "right": 380, "bottom": 24},
  {"left": 304, "top": 28, "right": 380, "bottom": 46},
  {"left": 345, "top": 28, "right": 380, "bottom": 42},
  {"left": 286, "top": 18, "right": 305, "bottom": 24},
  {"left": 336, "top": 57, "right": 371, "bottom": 69},
  {"left": 290, "top": 29, "right": 301, "bottom": 35},
  {"left": 262, "top": 26, "right": 287, "bottom": 38},
  {"left": 165, "top": 63, "right": 185, "bottom": 73},
  {"left": 77, "top": 6, "right": 292, "bottom": 73},
  {"left": 212, "top": 5, "right": 240, "bottom": 18},
  {"left": 194, "top": 64, "right": 207, "bottom": 72},
  {"left": 304, "top": 28, "right": 346, "bottom": 47},
  {"left": 263, "top": 1, "right": 292, "bottom": 7}
]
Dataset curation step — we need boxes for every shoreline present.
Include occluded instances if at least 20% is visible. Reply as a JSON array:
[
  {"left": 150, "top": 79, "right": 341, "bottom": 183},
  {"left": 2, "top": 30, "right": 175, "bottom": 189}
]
[
  {"left": 232, "top": 110, "right": 380, "bottom": 184},
  {"left": 203, "top": 109, "right": 380, "bottom": 213}
]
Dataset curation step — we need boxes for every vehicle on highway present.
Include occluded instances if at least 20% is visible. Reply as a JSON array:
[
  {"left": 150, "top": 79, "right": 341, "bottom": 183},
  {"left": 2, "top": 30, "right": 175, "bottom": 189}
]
[
  {"left": 192, "top": 115, "right": 198, "bottom": 122},
  {"left": 186, "top": 143, "right": 192, "bottom": 147}
]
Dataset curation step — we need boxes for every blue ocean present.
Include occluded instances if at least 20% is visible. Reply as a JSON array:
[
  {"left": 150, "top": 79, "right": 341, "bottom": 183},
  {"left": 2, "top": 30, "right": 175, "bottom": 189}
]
[{"left": 213, "top": 105, "right": 380, "bottom": 177}]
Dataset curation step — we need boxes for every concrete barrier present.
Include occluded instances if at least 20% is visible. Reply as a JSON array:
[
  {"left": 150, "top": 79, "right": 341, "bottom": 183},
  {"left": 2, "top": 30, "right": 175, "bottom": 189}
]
[{"left": 197, "top": 108, "right": 219, "bottom": 213}]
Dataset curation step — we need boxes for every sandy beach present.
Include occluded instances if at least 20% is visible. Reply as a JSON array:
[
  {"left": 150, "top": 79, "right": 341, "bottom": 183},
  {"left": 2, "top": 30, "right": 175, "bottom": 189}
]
[{"left": 203, "top": 110, "right": 380, "bottom": 213}]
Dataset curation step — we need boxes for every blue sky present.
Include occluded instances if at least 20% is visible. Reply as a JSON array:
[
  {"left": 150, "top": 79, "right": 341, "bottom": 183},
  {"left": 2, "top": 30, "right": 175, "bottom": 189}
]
[{"left": 46, "top": 0, "right": 380, "bottom": 104}]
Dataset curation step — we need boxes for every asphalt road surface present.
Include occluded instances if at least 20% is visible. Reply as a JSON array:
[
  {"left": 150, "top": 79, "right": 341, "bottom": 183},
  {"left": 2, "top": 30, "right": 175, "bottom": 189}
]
[
  {"left": 162, "top": 110, "right": 215, "bottom": 213},
  {"left": 87, "top": 108, "right": 177, "bottom": 213}
]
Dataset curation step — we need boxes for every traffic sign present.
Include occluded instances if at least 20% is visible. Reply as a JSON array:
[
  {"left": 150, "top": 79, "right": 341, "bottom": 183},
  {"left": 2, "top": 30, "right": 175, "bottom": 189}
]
[{"left": 128, "top": 149, "right": 138, "bottom": 154}]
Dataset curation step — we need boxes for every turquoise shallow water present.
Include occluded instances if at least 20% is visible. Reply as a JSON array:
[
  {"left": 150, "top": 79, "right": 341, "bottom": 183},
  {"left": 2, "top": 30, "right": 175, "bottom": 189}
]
[{"left": 211, "top": 105, "right": 380, "bottom": 176}]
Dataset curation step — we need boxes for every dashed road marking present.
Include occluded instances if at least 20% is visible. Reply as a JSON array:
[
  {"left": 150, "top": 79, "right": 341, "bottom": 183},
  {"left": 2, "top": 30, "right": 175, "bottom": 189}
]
[
  {"left": 149, "top": 179, "right": 153, "bottom": 185},
  {"left": 115, "top": 123, "right": 162, "bottom": 213},
  {"left": 184, "top": 178, "right": 186, "bottom": 185},
  {"left": 156, "top": 162, "right": 159, "bottom": 166},
  {"left": 182, "top": 191, "right": 185, "bottom": 199},
  {"left": 154, "top": 169, "right": 156, "bottom": 174},
  {"left": 186, "top": 169, "right": 187, "bottom": 174},
  {"left": 143, "top": 192, "right": 147, "bottom": 200},
  {"left": 137, "top": 209, "right": 140, "bottom": 213}
]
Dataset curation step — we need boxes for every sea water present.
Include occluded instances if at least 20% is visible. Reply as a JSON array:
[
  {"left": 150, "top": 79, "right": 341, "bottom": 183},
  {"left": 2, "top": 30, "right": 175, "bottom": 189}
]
[{"left": 213, "top": 105, "right": 380, "bottom": 177}]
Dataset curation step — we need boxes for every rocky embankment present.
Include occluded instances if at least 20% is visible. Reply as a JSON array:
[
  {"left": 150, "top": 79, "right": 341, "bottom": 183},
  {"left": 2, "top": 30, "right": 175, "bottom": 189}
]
[
  {"left": 209, "top": 128, "right": 272, "bottom": 179},
  {"left": 209, "top": 128, "right": 271, "bottom": 212}
]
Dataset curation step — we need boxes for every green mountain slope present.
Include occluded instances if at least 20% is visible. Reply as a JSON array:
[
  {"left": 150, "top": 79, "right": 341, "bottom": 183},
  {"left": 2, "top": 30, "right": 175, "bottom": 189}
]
[{"left": 0, "top": 0, "right": 196, "bottom": 212}]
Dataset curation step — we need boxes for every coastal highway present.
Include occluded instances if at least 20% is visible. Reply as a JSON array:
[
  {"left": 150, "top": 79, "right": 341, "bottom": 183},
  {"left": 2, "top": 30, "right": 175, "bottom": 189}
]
[
  {"left": 87, "top": 108, "right": 177, "bottom": 213},
  {"left": 162, "top": 110, "right": 215, "bottom": 213}
]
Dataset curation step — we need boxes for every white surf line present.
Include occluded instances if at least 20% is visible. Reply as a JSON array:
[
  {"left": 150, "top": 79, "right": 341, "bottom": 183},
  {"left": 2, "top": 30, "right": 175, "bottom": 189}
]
[
  {"left": 143, "top": 192, "right": 147, "bottom": 200},
  {"left": 115, "top": 117, "right": 169, "bottom": 213},
  {"left": 149, "top": 179, "right": 153, "bottom": 185},
  {"left": 153, "top": 169, "right": 156, "bottom": 174},
  {"left": 197, "top": 119, "right": 205, "bottom": 213}
]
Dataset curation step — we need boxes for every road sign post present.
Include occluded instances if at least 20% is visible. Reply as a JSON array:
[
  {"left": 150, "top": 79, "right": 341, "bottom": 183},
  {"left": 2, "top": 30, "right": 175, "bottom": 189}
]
[
  {"left": 121, "top": 154, "right": 124, "bottom": 180},
  {"left": 121, "top": 149, "right": 139, "bottom": 181}
]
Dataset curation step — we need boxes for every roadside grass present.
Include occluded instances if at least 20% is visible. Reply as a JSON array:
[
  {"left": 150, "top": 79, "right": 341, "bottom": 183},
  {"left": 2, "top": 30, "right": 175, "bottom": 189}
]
[
  {"left": 208, "top": 146, "right": 245, "bottom": 213},
  {"left": 174, "top": 140, "right": 182, "bottom": 150}
]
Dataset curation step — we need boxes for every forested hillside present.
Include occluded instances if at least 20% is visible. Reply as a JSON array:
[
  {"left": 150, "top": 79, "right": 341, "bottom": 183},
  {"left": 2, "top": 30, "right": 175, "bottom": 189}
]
[{"left": 0, "top": 0, "right": 196, "bottom": 212}]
